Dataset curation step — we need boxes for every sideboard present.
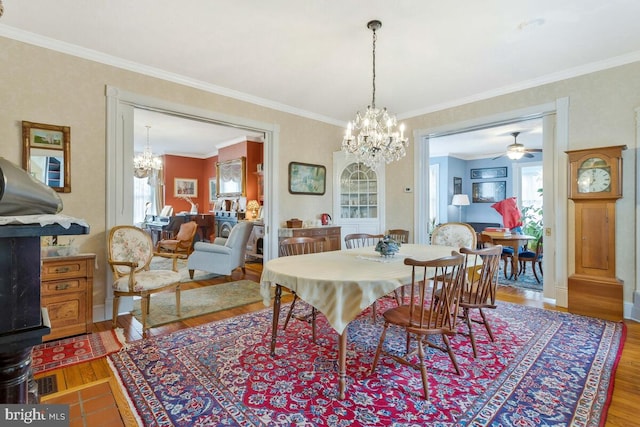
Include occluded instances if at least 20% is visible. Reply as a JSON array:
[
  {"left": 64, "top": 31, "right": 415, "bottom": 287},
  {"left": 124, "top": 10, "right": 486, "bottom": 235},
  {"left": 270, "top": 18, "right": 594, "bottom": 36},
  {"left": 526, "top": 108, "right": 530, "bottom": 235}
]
[{"left": 278, "top": 226, "right": 341, "bottom": 252}]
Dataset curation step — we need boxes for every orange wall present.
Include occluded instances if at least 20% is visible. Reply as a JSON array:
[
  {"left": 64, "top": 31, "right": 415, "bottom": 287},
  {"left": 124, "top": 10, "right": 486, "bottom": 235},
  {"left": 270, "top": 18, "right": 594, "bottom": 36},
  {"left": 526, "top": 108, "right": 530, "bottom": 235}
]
[
  {"left": 164, "top": 141, "right": 263, "bottom": 213},
  {"left": 164, "top": 154, "right": 217, "bottom": 213},
  {"left": 218, "top": 141, "right": 263, "bottom": 202}
]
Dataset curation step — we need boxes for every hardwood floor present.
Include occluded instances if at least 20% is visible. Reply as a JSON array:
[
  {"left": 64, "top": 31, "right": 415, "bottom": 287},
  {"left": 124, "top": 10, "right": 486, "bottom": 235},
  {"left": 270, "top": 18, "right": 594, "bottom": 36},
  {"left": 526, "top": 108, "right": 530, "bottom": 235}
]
[{"left": 37, "top": 262, "right": 639, "bottom": 426}]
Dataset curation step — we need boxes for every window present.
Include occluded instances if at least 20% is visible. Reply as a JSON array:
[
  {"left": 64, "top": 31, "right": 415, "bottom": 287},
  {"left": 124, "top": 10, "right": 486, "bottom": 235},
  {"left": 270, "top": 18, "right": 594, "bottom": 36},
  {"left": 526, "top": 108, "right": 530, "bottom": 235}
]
[
  {"left": 429, "top": 164, "right": 439, "bottom": 228},
  {"left": 133, "top": 177, "right": 154, "bottom": 224},
  {"left": 519, "top": 163, "right": 543, "bottom": 209}
]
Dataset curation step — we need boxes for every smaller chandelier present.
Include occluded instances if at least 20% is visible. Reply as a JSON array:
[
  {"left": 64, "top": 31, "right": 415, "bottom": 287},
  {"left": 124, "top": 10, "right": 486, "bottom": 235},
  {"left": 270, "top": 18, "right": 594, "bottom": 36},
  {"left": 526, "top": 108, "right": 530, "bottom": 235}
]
[
  {"left": 343, "top": 20, "right": 408, "bottom": 169},
  {"left": 134, "top": 125, "right": 162, "bottom": 178}
]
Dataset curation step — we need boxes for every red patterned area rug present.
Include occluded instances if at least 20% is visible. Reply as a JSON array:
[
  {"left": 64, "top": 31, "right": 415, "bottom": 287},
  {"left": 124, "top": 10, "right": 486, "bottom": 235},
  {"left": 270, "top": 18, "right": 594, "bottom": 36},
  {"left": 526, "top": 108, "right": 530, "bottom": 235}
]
[
  {"left": 33, "top": 329, "right": 126, "bottom": 375},
  {"left": 108, "top": 301, "right": 625, "bottom": 426}
]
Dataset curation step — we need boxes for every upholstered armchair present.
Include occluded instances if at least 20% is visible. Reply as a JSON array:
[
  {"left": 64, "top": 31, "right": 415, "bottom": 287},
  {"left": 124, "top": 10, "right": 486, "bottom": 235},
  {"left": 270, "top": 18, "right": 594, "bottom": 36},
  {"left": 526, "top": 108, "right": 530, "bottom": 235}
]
[
  {"left": 155, "top": 220, "right": 198, "bottom": 256},
  {"left": 107, "top": 225, "right": 182, "bottom": 337},
  {"left": 430, "top": 222, "right": 477, "bottom": 250},
  {"left": 187, "top": 221, "right": 254, "bottom": 279}
]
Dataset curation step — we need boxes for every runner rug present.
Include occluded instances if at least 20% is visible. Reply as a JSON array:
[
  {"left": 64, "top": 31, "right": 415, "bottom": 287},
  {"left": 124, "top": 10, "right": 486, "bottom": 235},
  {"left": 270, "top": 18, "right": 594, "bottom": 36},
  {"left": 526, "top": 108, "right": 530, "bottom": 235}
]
[
  {"left": 130, "top": 280, "right": 269, "bottom": 328},
  {"left": 33, "top": 329, "right": 125, "bottom": 375},
  {"left": 109, "top": 300, "right": 625, "bottom": 426}
]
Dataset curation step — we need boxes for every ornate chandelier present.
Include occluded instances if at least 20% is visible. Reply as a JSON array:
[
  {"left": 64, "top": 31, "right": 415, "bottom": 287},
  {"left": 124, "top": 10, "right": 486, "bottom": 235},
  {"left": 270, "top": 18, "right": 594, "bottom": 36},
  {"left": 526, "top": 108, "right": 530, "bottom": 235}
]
[
  {"left": 342, "top": 20, "right": 408, "bottom": 169},
  {"left": 134, "top": 125, "right": 162, "bottom": 178}
]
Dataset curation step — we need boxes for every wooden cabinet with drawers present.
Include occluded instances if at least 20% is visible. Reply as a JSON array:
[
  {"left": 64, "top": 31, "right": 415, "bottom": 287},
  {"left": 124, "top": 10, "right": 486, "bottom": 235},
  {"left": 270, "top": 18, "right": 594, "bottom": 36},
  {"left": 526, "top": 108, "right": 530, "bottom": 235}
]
[
  {"left": 278, "top": 226, "right": 342, "bottom": 252},
  {"left": 41, "top": 254, "right": 95, "bottom": 341}
]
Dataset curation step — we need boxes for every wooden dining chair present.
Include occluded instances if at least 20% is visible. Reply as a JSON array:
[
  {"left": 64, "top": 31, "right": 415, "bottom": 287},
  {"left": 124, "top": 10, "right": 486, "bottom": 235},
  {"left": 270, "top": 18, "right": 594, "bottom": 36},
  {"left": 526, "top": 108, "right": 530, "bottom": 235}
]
[
  {"left": 344, "top": 233, "right": 384, "bottom": 248},
  {"left": 386, "top": 229, "right": 409, "bottom": 244},
  {"left": 518, "top": 236, "right": 543, "bottom": 283},
  {"left": 370, "top": 252, "right": 466, "bottom": 400},
  {"left": 279, "top": 237, "right": 325, "bottom": 342},
  {"left": 458, "top": 245, "right": 502, "bottom": 358},
  {"left": 344, "top": 232, "right": 401, "bottom": 320}
]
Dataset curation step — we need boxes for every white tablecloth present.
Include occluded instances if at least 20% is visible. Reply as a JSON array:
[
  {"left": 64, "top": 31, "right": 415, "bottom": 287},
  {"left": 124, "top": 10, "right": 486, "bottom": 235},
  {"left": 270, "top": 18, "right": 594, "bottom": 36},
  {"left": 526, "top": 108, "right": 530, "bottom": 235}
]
[{"left": 260, "top": 244, "right": 459, "bottom": 334}]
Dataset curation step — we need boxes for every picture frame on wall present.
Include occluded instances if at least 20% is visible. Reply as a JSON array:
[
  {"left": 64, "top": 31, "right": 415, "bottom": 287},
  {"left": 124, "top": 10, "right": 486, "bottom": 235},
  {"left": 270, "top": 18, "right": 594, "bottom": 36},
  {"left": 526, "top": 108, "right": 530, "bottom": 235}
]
[
  {"left": 470, "top": 167, "right": 507, "bottom": 179},
  {"left": 453, "top": 177, "right": 462, "bottom": 194},
  {"left": 288, "top": 161, "right": 326, "bottom": 195},
  {"left": 174, "top": 178, "right": 198, "bottom": 197},
  {"left": 22, "top": 121, "right": 71, "bottom": 193},
  {"left": 472, "top": 181, "right": 506, "bottom": 203}
]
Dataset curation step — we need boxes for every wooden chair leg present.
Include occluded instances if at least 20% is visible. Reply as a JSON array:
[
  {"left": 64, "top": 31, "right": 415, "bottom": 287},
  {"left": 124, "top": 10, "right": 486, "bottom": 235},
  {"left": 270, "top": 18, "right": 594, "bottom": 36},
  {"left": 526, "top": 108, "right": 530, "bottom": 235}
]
[
  {"left": 416, "top": 338, "right": 429, "bottom": 400},
  {"left": 442, "top": 334, "right": 461, "bottom": 375},
  {"left": 538, "top": 261, "right": 543, "bottom": 277},
  {"left": 175, "top": 286, "right": 181, "bottom": 316},
  {"left": 370, "top": 322, "right": 389, "bottom": 374},
  {"left": 311, "top": 308, "right": 317, "bottom": 343},
  {"left": 112, "top": 295, "right": 120, "bottom": 328},
  {"left": 464, "top": 308, "right": 478, "bottom": 358},
  {"left": 141, "top": 295, "right": 150, "bottom": 338},
  {"left": 479, "top": 308, "right": 494, "bottom": 342},
  {"left": 283, "top": 294, "right": 298, "bottom": 330}
]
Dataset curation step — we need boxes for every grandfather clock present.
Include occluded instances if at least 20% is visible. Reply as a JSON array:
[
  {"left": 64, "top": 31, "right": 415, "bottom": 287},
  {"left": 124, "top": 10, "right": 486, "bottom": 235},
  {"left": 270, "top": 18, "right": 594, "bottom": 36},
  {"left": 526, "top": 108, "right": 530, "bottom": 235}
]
[{"left": 566, "top": 145, "right": 626, "bottom": 321}]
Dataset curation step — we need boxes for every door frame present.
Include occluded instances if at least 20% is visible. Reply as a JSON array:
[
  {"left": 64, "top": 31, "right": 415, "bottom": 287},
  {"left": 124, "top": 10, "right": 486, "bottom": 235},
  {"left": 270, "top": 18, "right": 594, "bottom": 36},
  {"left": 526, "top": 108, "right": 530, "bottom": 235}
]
[
  {"left": 104, "top": 85, "right": 280, "bottom": 319},
  {"left": 413, "top": 99, "right": 569, "bottom": 306}
]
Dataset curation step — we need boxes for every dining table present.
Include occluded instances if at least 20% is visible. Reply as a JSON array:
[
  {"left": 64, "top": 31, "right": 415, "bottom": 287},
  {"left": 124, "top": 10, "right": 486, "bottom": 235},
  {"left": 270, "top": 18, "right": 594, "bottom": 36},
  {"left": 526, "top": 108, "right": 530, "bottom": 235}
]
[
  {"left": 259, "top": 243, "right": 461, "bottom": 399},
  {"left": 482, "top": 233, "right": 536, "bottom": 280}
]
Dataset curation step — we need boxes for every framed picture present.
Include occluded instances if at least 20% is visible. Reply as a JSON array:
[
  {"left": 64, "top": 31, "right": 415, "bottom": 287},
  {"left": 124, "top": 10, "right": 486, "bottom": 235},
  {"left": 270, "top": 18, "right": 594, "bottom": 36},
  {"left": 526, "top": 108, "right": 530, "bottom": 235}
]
[
  {"left": 453, "top": 177, "right": 462, "bottom": 194},
  {"left": 470, "top": 167, "right": 507, "bottom": 180},
  {"left": 174, "top": 178, "right": 198, "bottom": 197},
  {"left": 209, "top": 178, "right": 217, "bottom": 202},
  {"left": 22, "top": 121, "right": 71, "bottom": 193},
  {"left": 472, "top": 181, "right": 506, "bottom": 203},
  {"left": 288, "top": 162, "right": 326, "bottom": 195}
]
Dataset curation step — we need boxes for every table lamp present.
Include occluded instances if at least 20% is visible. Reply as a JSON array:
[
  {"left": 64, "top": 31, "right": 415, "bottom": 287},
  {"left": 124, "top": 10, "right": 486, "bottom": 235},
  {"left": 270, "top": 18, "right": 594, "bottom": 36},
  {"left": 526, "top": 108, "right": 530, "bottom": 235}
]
[{"left": 452, "top": 194, "right": 470, "bottom": 222}]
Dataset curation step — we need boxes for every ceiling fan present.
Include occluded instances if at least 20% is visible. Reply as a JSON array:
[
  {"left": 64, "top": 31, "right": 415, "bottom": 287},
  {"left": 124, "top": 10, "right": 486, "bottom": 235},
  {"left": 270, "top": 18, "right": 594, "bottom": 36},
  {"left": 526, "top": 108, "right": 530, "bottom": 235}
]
[{"left": 493, "top": 131, "right": 542, "bottom": 160}]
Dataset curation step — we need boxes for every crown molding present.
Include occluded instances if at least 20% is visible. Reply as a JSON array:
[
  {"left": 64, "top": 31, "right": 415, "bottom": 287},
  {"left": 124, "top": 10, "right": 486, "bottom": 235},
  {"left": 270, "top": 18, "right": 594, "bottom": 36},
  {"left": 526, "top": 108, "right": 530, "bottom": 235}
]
[
  {"left": 400, "top": 50, "right": 640, "bottom": 120},
  {"left": 0, "top": 25, "right": 344, "bottom": 127}
]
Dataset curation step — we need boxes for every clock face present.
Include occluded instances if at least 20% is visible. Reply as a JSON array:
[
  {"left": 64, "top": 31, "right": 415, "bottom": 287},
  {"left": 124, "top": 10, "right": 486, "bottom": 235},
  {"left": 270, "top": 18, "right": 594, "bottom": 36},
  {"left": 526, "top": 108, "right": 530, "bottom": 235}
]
[
  {"left": 577, "top": 166, "right": 611, "bottom": 193},
  {"left": 567, "top": 147, "right": 623, "bottom": 200}
]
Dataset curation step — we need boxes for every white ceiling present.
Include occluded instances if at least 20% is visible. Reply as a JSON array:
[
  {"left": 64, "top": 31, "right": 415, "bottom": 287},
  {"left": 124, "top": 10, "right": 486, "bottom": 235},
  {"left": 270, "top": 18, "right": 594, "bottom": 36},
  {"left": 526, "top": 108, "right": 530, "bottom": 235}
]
[{"left": 2, "top": 1, "right": 639, "bottom": 156}]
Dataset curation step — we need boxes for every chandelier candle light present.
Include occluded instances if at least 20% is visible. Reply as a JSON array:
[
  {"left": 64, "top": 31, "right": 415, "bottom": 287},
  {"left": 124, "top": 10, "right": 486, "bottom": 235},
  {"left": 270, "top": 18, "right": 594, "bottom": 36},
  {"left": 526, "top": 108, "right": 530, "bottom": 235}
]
[
  {"left": 134, "top": 125, "right": 162, "bottom": 178},
  {"left": 342, "top": 20, "right": 408, "bottom": 169}
]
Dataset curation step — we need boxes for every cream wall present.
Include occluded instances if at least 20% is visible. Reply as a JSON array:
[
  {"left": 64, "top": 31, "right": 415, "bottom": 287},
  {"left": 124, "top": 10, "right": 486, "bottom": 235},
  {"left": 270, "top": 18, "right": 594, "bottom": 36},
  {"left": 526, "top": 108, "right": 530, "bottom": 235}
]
[
  {"left": 388, "top": 62, "right": 639, "bottom": 309},
  {"left": 0, "top": 37, "right": 342, "bottom": 311},
  {"left": 1, "top": 36, "right": 638, "bottom": 318}
]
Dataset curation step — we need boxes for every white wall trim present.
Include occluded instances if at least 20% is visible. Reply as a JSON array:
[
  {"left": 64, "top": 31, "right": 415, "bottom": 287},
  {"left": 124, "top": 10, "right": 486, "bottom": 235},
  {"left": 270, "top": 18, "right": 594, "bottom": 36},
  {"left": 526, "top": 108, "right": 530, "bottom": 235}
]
[
  {"left": 103, "top": 85, "right": 279, "bottom": 321},
  {"left": 414, "top": 99, "right": 569, "bottom": 306}
]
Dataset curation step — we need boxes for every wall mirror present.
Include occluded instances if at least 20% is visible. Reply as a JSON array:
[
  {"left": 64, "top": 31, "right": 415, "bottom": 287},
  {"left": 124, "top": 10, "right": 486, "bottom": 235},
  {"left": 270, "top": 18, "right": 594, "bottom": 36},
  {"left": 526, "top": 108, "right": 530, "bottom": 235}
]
[
  {"left": 22, "top": 121, "right": 71, "bottom": 193},
  {"left": 216, "top": 157, "right": 246, "bottom": 198}
]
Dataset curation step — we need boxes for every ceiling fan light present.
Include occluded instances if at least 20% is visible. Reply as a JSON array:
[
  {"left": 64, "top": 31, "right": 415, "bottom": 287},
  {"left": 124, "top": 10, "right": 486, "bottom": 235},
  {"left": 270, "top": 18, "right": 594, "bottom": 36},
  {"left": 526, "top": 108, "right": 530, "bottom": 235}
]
[{"left": 507, "top": 150, "right": 525, "bottom": 160}]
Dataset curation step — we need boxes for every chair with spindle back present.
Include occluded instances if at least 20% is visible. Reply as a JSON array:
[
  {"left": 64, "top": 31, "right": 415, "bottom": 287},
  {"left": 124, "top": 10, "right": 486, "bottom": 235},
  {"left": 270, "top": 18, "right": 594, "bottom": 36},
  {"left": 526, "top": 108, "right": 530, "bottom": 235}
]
[
  {"left": 279, "top": 237, "right": 325, "bottom": 342},
  {"left": 370, "top": 252, "right": 466, "bottom": 400}
]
